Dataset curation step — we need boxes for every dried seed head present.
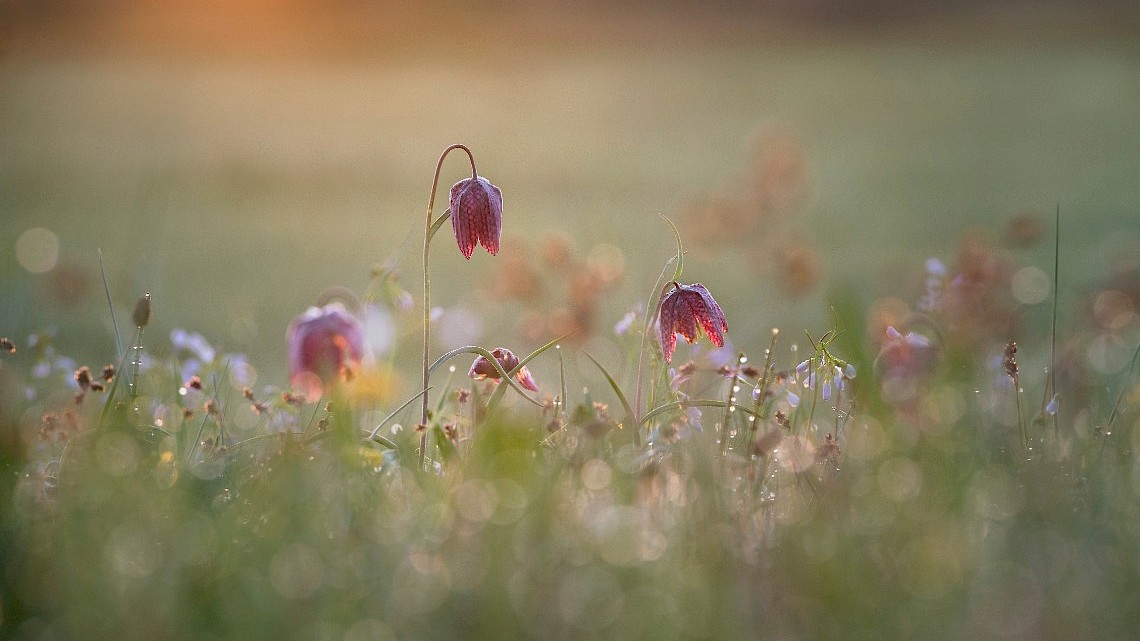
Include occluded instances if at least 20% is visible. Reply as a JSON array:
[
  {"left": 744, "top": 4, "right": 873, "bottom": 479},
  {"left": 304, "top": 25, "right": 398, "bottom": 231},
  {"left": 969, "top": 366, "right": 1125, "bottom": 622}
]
[
  {"left": 450, "top": 176, "right": 503, "bottom": 259},
  {"left": 132, "top": 292, "right": 152, "bottom": 328},
  {"left": 1002, "top": 341, "right": 1019, "bottom": 379},
  {"left": 74, "top": 366, "right": 92, "bottom": 391},
  {"left": 0, "top": 337, "right": 15, "bottom": 354},
  {"left": 101, "top": 364, "right": 116, "bottom": 381}
]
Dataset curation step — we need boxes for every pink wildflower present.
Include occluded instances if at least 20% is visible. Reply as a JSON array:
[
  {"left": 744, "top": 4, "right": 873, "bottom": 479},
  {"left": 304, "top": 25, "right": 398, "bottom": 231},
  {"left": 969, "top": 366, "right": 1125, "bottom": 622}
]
[
  {"left": 286, "top": 303, "right": 364, "bottom": 394},
  {"left": 450, "top": 176, "right": 503, "bottom": 259},
  {"left": 468, "top": 347, "right": 539, "bottom": 392},
  {"left": 656, "top": 282, "right": 728, "bottom": 364}
]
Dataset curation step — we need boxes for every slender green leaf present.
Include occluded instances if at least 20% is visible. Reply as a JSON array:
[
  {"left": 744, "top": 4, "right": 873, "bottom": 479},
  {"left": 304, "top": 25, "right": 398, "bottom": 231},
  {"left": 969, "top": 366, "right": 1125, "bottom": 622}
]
[
  {"left": 426, "top": 208, "right": 451, "bottom": 243},
  {"left": 368, "top": 387, "right": 431, "bottom": 440},
  {"left": 582, "top": 351, "right": 635, "bottom": 423}
]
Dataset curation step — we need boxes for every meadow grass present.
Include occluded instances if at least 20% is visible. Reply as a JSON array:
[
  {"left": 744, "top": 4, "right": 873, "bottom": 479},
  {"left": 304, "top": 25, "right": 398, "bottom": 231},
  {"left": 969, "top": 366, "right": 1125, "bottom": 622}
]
[
  {"left": 2, "top": 9, "right": 1139, "bottom": 640},
  {"left": 1, "top": 190, "right": 1138, "bottom": 639}
]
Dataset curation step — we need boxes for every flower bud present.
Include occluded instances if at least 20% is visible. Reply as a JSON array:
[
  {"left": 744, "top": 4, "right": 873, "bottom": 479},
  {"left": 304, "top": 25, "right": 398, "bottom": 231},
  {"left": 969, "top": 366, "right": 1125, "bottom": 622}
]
[{"left": 132, "top": 292, "right": 152, "bottom": 328}]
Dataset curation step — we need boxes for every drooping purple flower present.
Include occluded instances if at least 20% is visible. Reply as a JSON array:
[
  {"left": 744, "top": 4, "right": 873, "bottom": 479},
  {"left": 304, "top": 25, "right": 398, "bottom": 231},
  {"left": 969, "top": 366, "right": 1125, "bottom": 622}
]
[
  {"left": 286, "top": 303, "right": 365, "bottom": 393},
  {"left": 468, "top": 347, "right": 539, "bottom": 392},
  {"left": 656, "top": 282, "right": 728, "bottom": 364},
  {"left": 450, "top": 176, "right": 503, "bottom": 259}
]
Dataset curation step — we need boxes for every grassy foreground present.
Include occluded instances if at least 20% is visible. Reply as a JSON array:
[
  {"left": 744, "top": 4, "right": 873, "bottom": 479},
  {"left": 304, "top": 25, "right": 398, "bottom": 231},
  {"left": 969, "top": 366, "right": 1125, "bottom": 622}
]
[{"left": 1, "top": 214, "right": 1137, "bottom": 640}]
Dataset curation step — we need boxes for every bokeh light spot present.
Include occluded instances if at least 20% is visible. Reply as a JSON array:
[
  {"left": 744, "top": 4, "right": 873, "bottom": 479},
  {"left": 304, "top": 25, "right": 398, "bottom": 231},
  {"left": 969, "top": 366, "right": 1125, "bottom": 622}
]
[
  {"left": 269, "top": 543, "right": 325, "bottom": 600},
  {"left": 877, "top": 457, "right": 922, "bottom": 502},
  {"left": 16, "top": 228, "right": 60, "bottom": 274},
  {"left": 1011, "top": 266, "right": 1050, "bottom": 305},
  {"left": 1093, "top": 290, "right": 1134, "bottom": 329}
]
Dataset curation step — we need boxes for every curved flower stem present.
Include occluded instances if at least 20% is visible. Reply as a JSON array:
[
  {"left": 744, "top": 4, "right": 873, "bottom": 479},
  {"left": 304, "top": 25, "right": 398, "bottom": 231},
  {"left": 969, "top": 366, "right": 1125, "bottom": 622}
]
[
  {"left": 633, "top": 216, "right": 685, "bottom": 438},
  {"left": 420, "top": 144, "right": 478, "bottom": 468},
  {"left": 639, "top": 398, "right": 759, "bottom": 427}
]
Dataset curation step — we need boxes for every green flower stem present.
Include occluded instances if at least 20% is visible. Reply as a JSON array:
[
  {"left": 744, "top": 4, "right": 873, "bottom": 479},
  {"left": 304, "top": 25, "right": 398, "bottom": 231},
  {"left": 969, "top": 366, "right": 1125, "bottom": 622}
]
[
  {"left": 420, "top": 144, "right": 478, "bottom": 469},
  {"left": 633, "top": 215, "right": 684, "bottom": 434}
]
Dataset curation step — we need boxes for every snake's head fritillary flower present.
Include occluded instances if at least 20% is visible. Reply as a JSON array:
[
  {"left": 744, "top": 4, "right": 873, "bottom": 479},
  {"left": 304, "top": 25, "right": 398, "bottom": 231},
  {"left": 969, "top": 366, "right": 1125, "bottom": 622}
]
[
  {"left": 287, "top": 303, "right": 365, "bottom": 395},
  {"left": 656, "top": 282, "right": 728, "bottom": 364},
  {"left": 450, "top": 176, "right": 503, "bottom": 259},
  {"left": 468, "top": 347, "right": 539, "bottom": 392}
]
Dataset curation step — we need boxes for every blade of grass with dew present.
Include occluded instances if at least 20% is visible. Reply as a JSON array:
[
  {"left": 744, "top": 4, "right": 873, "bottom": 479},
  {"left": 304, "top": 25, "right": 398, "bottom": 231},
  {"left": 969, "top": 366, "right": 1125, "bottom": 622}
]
[
  {"left": 558, "top": 345, "right": 568, "bottom": 421},
  {"left": 634, "top": 214, "right": 685, "bottom": 422},
  {"left": 368, "top": 387, "right": 431, "bottom": 442},
  {"left": 97, "top": 247, "right": 123, "bottom": 361},
  {"left": 1044, "top": 204, "right": 1061, "bottom": 441},
  {"left": 97, "top": 349, "right": 131, "bottom": 429},
  {"left": 434, "top": 366, "right": 457, "bottom": 415},
  {"left": 1105, "top": 342, "right": 1140, "bottom": 436},
  {"left": 1096, "top": 341, "right": 1139, "bottom": 465},
  {"left": 640, "top": 398, "right": 760, "bottom": 428},
  {"left": 582, "top": 351, "right": 638, "bottom": 443}
]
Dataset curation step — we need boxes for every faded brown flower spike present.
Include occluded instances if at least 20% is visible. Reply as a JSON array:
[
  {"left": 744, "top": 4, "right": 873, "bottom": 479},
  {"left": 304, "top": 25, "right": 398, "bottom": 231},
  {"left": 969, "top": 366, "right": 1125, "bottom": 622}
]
[
  {"left": 133, "top": 292, "right": 152, "bottom": 328},
  {"left": 450, "top": 176, "right": 503, "bottom": 259},
  {"left": 657, "top": 282, "right": 728, "bottom": 364}
]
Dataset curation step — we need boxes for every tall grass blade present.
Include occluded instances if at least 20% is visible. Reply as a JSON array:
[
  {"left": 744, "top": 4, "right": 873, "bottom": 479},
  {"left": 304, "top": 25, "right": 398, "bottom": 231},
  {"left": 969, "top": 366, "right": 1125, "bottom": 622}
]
[
  {"left": 583, "top": 351, "right": 639, "bottom": 444},
  {"left": 97, "top": 247, "right": 123, "bottom": 360}
]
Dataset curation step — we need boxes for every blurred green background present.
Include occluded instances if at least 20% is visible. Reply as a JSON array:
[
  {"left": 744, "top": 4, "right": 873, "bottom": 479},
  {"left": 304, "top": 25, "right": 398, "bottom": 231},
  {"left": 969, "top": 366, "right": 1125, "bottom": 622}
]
[{"left": 2, "top": 1, "right": 1139, "bottom": 385}]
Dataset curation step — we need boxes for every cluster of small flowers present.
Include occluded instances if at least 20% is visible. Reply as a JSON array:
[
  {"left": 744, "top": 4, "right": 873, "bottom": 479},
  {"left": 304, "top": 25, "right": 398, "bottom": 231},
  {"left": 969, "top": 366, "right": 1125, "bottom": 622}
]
[{"left": 795, "top": 355, "right": 856, "bottom": 403}]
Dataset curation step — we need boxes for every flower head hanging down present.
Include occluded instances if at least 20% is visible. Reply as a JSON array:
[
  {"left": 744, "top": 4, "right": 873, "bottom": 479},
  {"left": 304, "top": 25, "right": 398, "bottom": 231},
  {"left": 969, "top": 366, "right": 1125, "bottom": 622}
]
[
  {"left": 287, "top": 303, "right": 365, "bottom": 395},
  {"left": 657, "top": 282, "right": 728, "bottom": 364},
  {"left": 450, "top": 176, "right": 503, "bottom": 259},
  {"left": 468, "top": 347, "right": 539, "bottom": 392}
]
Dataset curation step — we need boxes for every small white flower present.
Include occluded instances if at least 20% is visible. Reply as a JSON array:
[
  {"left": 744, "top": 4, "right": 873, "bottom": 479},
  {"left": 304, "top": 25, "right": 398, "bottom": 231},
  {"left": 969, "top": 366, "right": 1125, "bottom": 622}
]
[
  {"left": 1045, "top": 394, "right": 1059, "bottom": 416},
  {"left": 613, "top": 311, "right": 637, "bottom": 336}
]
